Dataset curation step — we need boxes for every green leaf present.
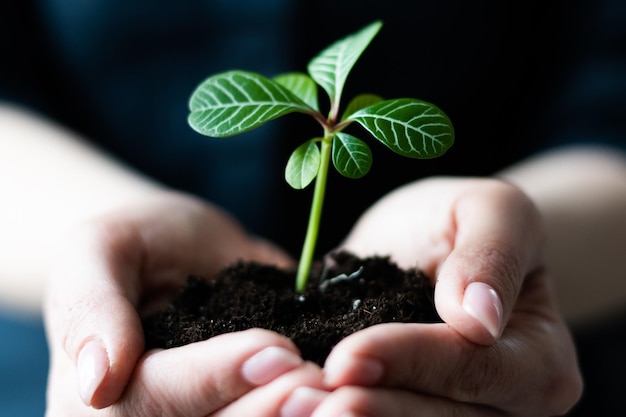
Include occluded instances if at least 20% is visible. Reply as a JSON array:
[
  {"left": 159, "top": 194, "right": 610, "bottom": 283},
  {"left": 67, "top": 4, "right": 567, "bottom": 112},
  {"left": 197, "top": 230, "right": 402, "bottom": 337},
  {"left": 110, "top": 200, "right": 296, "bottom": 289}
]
[
  {"left": 285, "top": 140, "right": 321, "bottom": 189},
  {"left": 341, "top": 93, "right": 384, "bottom": 121},
  {"left": 350, "top": 98, "right": 455, "bottom": 158},
  {"left": 188, "top": 70, "right": 313, "bottom": 138},
  {"left": 332, "top": 132, "right": 372, "bottom": 179},
  {"left": 308, "top": 20, "right": 382, "bottom": 106},
  {"left": 273, "top": 72, "right": 319, "bottom": 112}
]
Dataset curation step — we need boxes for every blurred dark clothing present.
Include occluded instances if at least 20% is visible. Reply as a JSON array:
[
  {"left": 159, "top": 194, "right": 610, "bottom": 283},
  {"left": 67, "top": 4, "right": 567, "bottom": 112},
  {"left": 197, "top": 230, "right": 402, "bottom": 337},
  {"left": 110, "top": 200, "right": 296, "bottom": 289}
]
[
  {"left": 1, "top": 1, "right": 625, "bottom": 415},
  {"left": 3, "top": 0, "right": 625, "bottom": 249}
]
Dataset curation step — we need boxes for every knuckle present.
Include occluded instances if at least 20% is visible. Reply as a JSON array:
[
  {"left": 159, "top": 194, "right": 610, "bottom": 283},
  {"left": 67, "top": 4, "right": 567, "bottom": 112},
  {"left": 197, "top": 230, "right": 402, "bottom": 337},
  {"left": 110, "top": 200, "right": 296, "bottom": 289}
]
[
  {"left": 538, "top": 337, "right": 584, "bottom": 415},
  {"left": 541, "top": 369, "right": 583, "bottom": 416}
]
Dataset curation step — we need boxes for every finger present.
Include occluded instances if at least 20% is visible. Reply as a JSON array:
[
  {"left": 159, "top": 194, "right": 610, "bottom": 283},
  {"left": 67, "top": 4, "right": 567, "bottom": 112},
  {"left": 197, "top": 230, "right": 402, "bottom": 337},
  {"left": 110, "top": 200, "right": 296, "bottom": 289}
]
[
  {"left": 114, "top": 329, "right": 310, "bottom": 417},
  {"left": 339, "top": 178, "right": 543, "bottom": 344},
  {"left": 435, "top": 180, "right": 544, "bottom": 344},
  {"left": 309, "top": 386, "right": 503, "bottom": 417},
  {"left": 45, "top": 221, "right": 147, "bottom": 409},
  {"left": 322, "top": 323, "right": 537, "bottom": 414},
  {"left": 324, "top": 272, "right": 581, "bottom": 416},
  {"left": 324, "top": 323, "right": 463, "bottom": 391},
  {"left": 214, "top": 364, "right": 325, "bottom": 417}
]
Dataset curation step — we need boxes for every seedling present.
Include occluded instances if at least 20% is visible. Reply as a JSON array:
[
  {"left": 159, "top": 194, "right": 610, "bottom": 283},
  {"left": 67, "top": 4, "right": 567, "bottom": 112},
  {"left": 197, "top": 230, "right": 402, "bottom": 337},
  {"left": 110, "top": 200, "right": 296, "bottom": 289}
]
[{"left": 188, "top": 20, "right": 454, "bottom": 292}]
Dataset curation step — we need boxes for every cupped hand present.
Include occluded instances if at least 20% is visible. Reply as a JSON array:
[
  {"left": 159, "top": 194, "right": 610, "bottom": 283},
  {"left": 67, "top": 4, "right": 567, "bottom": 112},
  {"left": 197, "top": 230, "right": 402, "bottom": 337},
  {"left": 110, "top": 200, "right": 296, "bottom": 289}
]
[
  {"left": 314, "top": 177, "right": 582, "bottom": 416},
  {"left": 46, "top": 329, "right": 324, "bottom": 417},
  {"left": 44, "top": 191, "right": 318, "bottom": 415}
]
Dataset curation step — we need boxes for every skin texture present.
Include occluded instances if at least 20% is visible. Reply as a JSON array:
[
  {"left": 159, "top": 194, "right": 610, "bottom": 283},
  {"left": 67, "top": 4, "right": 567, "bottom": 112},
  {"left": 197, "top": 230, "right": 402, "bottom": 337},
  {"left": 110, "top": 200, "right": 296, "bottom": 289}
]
[
  {"left": 41, "top": 180, "right": 583, "bottom": 417},
  {"left": 325, "top": 178, "right": 581, "bottom": 417},
  {"left": 7, "top": 105, "right": 626, "bottom": 416},
  {"left": 43, "top": 192, "right": 300, "bottom": 413}
]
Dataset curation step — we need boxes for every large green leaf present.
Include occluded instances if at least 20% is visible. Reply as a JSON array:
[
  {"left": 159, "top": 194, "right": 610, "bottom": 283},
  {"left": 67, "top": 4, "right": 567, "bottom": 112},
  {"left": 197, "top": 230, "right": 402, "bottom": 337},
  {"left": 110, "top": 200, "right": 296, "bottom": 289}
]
[
  {"left": 350, "top": 98, "right": 455, "bottom": 158},
  {"left": 188, "top": 70, "right": 313, "bottom": 137},
  {"left": 308, "top": 20, "right": 382, "bottom": 106},
  {"left": 273, "top": 72, "right": 319, "bottom": 112},
  {"left": 332, "top": 132, "right": 372, "bottom": 179},
  {"left": 285, "top": 140, "right": 321, "bottom": 189}
]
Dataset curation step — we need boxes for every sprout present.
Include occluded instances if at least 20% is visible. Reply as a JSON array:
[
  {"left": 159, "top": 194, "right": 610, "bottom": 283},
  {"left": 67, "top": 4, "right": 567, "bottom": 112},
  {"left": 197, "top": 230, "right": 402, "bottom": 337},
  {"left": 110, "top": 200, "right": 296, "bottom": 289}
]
[{"left": 188, "top": 21, "right": 454, "bottom": 292}]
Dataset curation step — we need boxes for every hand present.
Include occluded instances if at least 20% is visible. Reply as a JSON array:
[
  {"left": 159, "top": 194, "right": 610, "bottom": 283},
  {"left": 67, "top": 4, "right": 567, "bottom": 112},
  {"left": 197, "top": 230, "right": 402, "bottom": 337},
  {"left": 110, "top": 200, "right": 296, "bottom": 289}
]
[
  {"left": 46, "top": 329, "right": 324, "bottom": 417},
  {"left": 44, "top": 191, "right": 323, "bottom": 415},
  {"left": 304, "top": 177, "right": 581, "bottom": 416}
]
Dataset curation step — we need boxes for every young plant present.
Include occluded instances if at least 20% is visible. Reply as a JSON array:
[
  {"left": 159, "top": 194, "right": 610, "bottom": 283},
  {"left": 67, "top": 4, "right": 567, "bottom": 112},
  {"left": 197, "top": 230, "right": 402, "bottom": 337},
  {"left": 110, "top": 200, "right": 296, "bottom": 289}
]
[{"left": 188, "top": 20, "right": 454, "bottom": 292}]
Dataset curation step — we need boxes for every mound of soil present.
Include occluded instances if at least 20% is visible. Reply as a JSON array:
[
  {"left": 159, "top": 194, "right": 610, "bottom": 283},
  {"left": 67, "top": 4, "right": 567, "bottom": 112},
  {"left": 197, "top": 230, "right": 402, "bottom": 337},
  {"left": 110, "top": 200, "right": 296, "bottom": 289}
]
[{"left": 142, "top": 251, "right": 441, "bottom": 365}]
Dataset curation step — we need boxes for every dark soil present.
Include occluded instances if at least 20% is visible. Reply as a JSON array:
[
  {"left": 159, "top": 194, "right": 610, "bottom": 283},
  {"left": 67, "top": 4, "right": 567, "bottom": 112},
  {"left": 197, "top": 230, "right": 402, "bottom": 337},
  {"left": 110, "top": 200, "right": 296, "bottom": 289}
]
[{"left": 142, "top": 251, "right": 442, "bottom": 366}]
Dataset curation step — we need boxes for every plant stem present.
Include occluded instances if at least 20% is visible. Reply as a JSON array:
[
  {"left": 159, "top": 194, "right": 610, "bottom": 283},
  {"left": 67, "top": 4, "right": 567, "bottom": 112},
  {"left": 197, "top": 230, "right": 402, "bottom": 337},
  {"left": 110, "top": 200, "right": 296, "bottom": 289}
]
[{"left": 295, "top": 136, "right": 333, "bottom": 292}]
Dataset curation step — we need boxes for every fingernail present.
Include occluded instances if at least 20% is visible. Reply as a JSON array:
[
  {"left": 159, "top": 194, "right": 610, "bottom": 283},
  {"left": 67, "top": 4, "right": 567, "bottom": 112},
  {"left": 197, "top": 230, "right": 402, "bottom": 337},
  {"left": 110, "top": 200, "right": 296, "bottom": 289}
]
[
  {"left": 462, "top": 282, "right": 503, "bottom": 339},
  {"left": 76, "top": 339, "right": 109, "bottom": 406},
  {"left": 242, "top": 346, "right": 303, "bottom": 385},
  {"left": 280, "top": 387, "right": 326, "bottom": 417}
]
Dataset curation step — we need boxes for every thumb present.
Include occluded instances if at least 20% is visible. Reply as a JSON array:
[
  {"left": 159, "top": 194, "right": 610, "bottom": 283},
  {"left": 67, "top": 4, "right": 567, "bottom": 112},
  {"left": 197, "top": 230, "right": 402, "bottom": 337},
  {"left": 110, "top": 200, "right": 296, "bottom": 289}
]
[
  {"left": 45, "top": 224, "right": 146, "bottom": 409},
  {"left": 435, "top": 181, "right": 544, "bottom": 345},
  {"left": 44, "top": 194, "right": 297, "bottom": 409},
  {"left": 68, "top": 296, "right": 144, "bottom": 409}
]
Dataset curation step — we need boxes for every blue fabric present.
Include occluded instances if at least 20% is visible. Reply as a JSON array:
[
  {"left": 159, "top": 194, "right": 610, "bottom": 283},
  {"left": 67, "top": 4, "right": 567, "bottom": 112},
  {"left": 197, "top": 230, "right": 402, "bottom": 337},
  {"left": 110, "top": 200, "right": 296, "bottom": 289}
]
[{"left": 0, "top": 311, "right": 48, "bottom": 416}]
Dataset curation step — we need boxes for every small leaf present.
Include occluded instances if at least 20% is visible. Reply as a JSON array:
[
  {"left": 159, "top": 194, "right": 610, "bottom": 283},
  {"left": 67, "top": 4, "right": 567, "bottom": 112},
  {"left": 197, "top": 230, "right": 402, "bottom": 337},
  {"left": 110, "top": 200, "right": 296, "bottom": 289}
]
[
  {"left": 341, "top": 93, "right": 384, "bottom": 121},
  {"left": 308, "top": 20, "right": 382, "bottom": 106},
  {"left": 350, "top": 98, "right": 454, "bottom": 158},
  {"left": 285, "top": 140, "right": 321, "bottom": 189},
  {"left": 332, "top": 133, "right": 372, "bottom": 179},
  {"left": 273, "top": 72, "right": 319, "bottom": 111},
  {"left": 188, "top": 70, "right": 313, "bottom": 138}
]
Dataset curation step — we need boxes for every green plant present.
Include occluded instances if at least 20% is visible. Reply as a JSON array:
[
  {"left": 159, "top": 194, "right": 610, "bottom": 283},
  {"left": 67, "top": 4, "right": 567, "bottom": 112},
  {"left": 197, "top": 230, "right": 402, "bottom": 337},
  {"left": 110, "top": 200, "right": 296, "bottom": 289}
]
[{"left": 188, "top": 20, "right": 454, "bottom": 292}]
